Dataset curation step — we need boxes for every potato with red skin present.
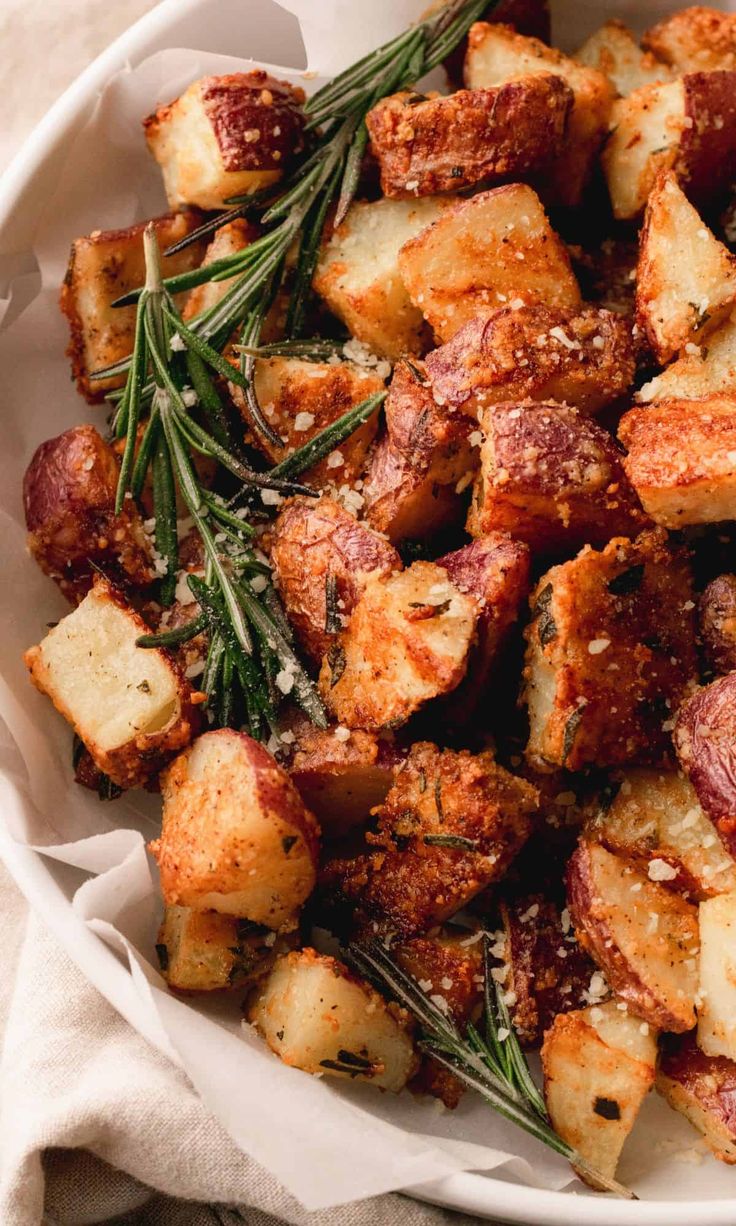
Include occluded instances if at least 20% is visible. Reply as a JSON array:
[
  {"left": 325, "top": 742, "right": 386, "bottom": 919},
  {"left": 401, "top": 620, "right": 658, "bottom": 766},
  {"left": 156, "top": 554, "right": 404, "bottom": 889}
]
[
  {"left": 566, "top": 840, "right": 699, "bottom": 1033},
  {"left": 270, "top": 496, "right": 401, "bottom": 665},
  {"left": 23, "top": 425, "right": 154, "bottom": 605},
  {"left": 700, "top": 575, "right": 736, "bottom": 675},
  {"left": 643, "top": 7, "right": 736, "bottom": 74},
  {"left": 150, "top": 729, "right": 320, "bottom": 932},
  {"left": 674, "top": 673, "right": 736, "bottom": 859},
  {"left": 657, "top": 1032, "right": 736, "bottom": 1164}
]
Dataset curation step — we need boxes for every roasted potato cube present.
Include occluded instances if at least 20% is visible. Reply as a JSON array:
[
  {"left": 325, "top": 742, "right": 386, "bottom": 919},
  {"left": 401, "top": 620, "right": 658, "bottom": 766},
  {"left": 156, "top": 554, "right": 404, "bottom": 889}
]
[
  {"left": 523, "top": 530, "right": 697, "bottom": 770},
  {"left": 143, "top": 71, "right": 305, "bottom": 209},
  {"left": 156, "top": 906, "right": 287, "bottom": 993},
  {"left": 589, "top": 769, "right": 736, "bottom": 902},
  {"left": 575, "top": 20, "right": 673, "bottom": 96},
  {"left": 643, "top": 7, "right": 736, "bottom": 74},
  {"left": 312, "top": 196, "right": 452, "bottom": 360},
  {"left": 60, "top": 211, "right": 206, "bottom": 401},
  {"left": 657, "top": 1033, "right": 736, "bottom": 1165},
  {"left": 23, "top": 425, "right": 154, "bottom": 604},
  {"left": 700, "top": 575, "right": 736, "bottom": 675},
  {"left": 182, "top": 217, "right": 257, "bottom": 322},
  {"left": 636, "top": 171, "right": 736, "bottom": 365},
  {"left": 24, "top": 578, "right": 197, "bottom": 789},
  {"left": 542, "top": 1000, "right": 657, "bottom": 1189},
  {"left": 697, "top": 890, "right": 736, "bottom": 1062},
  {"left": 675, "top": 672, "right": 736, "bottom": 860},
  {"left": 398, "top": 186, "right": 581, "bottom": 343},
  {"left": 444, "top": 0, "right": 551, "bottom": 86},
  {"left": 270, "top": 496, "right": 400, "bottom": 664},
  {"left": 318, "top": 561, "right": 478, "bottom": 730},
  {"left": 567, "top": 839, "right": 699, "bottom": 1032},
  {"left": 425, "top": 305, "right": 635, "bottom": 419},
  {"left": 321, "top": 742, "right": 538, "bottom": 938},
  {"left": 467, "top": 401, "right": 648, "bottom": 552},
  {"left": 464, "top": 22, "right": 614, "bottom": 206},
  {"left": 619, "top": 396, "right": 736, "bottom": 527},
  {"left": 248, "top": 948, "right": 416, "bottom": 1091},
  {"left": 365, "top": 76, "right": 572, "bottom": 198},
  {"left": 637, "top": 309, "right": 736, "bottom": 403},
  {"left": 602, "top": 73, "right": 736, "bottom": 221},
  {"left": 151, "top": 729, "right": 320, "bottom": 931}
]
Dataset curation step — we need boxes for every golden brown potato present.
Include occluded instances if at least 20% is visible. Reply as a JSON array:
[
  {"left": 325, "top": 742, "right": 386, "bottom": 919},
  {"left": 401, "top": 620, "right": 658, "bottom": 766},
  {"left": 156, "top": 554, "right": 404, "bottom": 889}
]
[
  {"left": 657, "top": 1033, "right": 736, "bottom": 1165},
  {"left": 144, "top": 71, "right": 306, "bottom": 209},
  {"left": 542, "top": 1000, "right": 657, "bottom": 1189},
  {"left": 270, "top": 496, "right": 401, "bottom": 664},
  {"left": 619, "top": 396, "right": 736, "bottom": 528},
  {"left": 182, "top": 217, "right": 257, "bottom": 322},
  {"left": 60, "top": 211, "right": 206, "bottom": 401},
  {"left": 312, "top": 196, "right": 453, "bottom": 360},
  {"left": 589, "top": 769, "right": 736, "bottom": 902},
  {"left": 575, "top": 20, "right": 673, "bottom": 96},
  {"left": 467, "top": 401, "right": 649, "bottom": 552},
  {"left": 425, "top": 305, "right": 635, "bottom": 419},
  {"left": 700, "top": 575, "right": 736, "bottom": 675},
  {"left": 365, "top": 77, "right": 572, "bottom": 198},
  {"left": 156, "top": 906, "right": 288, "bottom": 993},
  {"left": 674, "top": 673, "right": 736, "bottom": 859},
  {"left": 398, "top": 185, "right": 581, "bottom": 343},
  {"left": 643, "top": 7, "right": 736, "bottom": 74},
  {"left": 25, "top": 578, "right": 198, "bottom": 789},
  {"left": 318, "top": 561, "right": 478, "bottom": 730},
  {"left": 637, "top": 308, "right": 736, "bottom": 403},
  {"left": 523, "top": 530, "right": 697, "bottom": 771},
  {"left": 464, "top": 22, "right": 614, "bottom": 206},
  {"left": 23, "top": 424, "right": 154, "bottom": 604},
  {"left": 636, "top": 171, "right": 736, "bottom": 364},
  {"left": 151, "top": 729, "right": 320, "bottom": 931},
  {"left": 567, "top": 840, "right": 699, "bottom": 1032},
  {"left": 444, "top": 0, "right": 551, "bottom": 86},
  {"left": 248, "top": 948, "right": 416, "bottom": 1091},
  {"left": 697, "top": 890, "right": 736, "bottom": 1062}
]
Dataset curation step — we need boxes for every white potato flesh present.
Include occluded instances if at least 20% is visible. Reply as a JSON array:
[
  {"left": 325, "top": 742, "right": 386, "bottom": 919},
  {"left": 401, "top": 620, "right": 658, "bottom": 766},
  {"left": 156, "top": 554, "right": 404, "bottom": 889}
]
[
  {"left": 638, "top": 310, "right": 736, "bottom": 403},
  {"left": 698, "top": 891, "right": 736, "bottom": 1062},
  {"left": 602, "top": 80, "right": 685, "bottom": 220}
]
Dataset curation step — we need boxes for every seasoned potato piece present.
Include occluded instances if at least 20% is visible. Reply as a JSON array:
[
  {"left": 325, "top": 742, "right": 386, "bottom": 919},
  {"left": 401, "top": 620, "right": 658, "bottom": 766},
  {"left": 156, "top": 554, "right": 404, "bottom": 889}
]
[
  {"left": 636, "top": 172, "right": 736, "bottom": 364},
  {"left": 318, "top": 561, "right": 477, "bottom": 730},
  {"left": 523, "top": 530, "right": 697, "bottom": 771},
  {"left": 248, "top": 948, "right": 416, "bottom": 1091},
  {"left": 365, "top": 77, "right": 572, "bottom": 198},
  {"left": 698, "top": 891, "right": 736, "bottom": 1062},
  {"left": 657, "top": 1033, "right": 736, "bottom": 1165},
  {"left": 464, "top": 22, "right": 614, "bottom": 206},
  {"left": 675, "top": 673, "right": 736, "bottom": 859},
  {"left": 575, "top": 20, "right": 673, "bottom": 96},
  {"left": 60, "top": 211, "right": 206, "bottom": 401},
  {"left": 182, "top": 217, "right": 257, "bottom": 322},
  {"left": 590, "top": 769, "right": 736, "bottom": 901},
  {"left": 321, "top": 742, "right": 538, "bottom": 938},
  {"left": 25, "top": 578, "right": 197, "bottom": 789},
  {"left": 467, "top": 401, "right": 648, "bottom": 552},
  {"left": 425, "top": 306, "right": 635, "bottom": 419},
  {"left": 567, "top": 840, "right": 699, "bottom": 1032},
  {"left": 270, "top": 496, "right": 400, "bottom": 664},
  {"left": 151, "top": 729, "right": 319, "bottom": 931},
  {"left": 619, "top": 396, "right": 736, "bottom": 528},
  {"left": 643, "top": 7, "right": 736, "bottom": 74},
  {"left": 542, "top": 1001, "right": 657, "bottom": 1189},
  {"left": 23, "top": 424, "right": 154, "bottom": 604},
  {"left": 144, "top": 71, "right": 305, "bottom": 209},
  {"left": 156, "top": 906, "right": 287, "bottom": 993},
  {"left": 700, "top": 575, "right": 736, "bottom": 675},
  {"left": 313, "top": 196, "right": 452, "bottom": 360},
  {"left": 444, "top": 0, "right": 551, "bottom": 86},
  {"left": 602, "top": 73, "right": 736, "bottom": 221},
  {"left": 637, "top": 309, "right": 736, "bottom": 403},
  {"left": 398, "top": 186, "right": 581, "bottom": 343}
]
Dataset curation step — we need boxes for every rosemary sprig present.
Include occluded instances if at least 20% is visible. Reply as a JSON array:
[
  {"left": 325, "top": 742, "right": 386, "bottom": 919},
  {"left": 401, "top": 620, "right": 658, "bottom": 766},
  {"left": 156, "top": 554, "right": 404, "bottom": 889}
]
[{"left": 348, "top": 937, "right": 636, "bottom": 1201}]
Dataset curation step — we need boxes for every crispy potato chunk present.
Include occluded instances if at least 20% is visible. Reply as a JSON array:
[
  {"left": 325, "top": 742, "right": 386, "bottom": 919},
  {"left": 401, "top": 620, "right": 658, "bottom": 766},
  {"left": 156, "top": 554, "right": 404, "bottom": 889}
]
[
  {"left": 156, "top": 906, "right": 288, "bottom": 993},
  {"left": 523, "top": 531, "right": 697, "bottom": 770},
  {"left": 567, "top": 840, "right": 699, "bottom": 1032},
  {"left": 182, "top": 217, "right": 257, "bottom": 321},
  {"left": 318, "top": 561, "right": 477, "bottom": 730},
  {"left": 60, "top": 212, "right": 205, "bottom": 401},
  {"left": 637, "top": 309, "right": 736, "bottom": 403},
  {"left": 312, "top": 197, "right": 452, "bottom": 360},
  {"left": 657, "top": 1033, "right": 736, "bottom": 1165},
  {"left": 467, "top": 401, "right": 648, "bottom": 552},
  {"left": 25, "top": 578, "right": 197, "bottom": 789},
  {"left": 589, "top": 769, "right": 736, "bottom": 902},
  {"left": 698, "top": 890, "right": 736, "bottom": 1062},
  {"left": 464, "top": 22, "right": 614, "bottom": 206},
  {"left": 143, "top": 71, "right": 305, "bottom": 209},
  {"left": 700, "top": 575, "right": 736, "bottom": 674},
  {"left": 542, "top": 1000, "right": 657, "bottom": 1189},
  {"left": 271, "top": 496, "right": 400, "bottom": 664},
  {"left": 444, "top": 0, "right": 551, "bottom": 86},
  {"left": 322, "top": 742, "right": 538, "bottom": 938},
  {"left": 636, "top": 172, "right": 736, "bottom": 364},
  {"left": 248, "top": 948, "right": 416, "bottom": 1091},
  {"left": 365, "top": 77, "right": 572, "bottom": 198},
  {"left": 675, "top": 673, "right": 736, "bottom": 860},
  {"left": 151, "top": 729, "right": 320, "bottom": 931},
  {"left": 643, "top": 7, "right": 736, "bottom": 74},
  {"left": 23, "top": 425, "right": 153, "bottom": 604},
  {"left": 575, "top": 20, "right": 673, "bottom": 96},
  {"left": 619, "top": 396, "right": 736, "bottom": 527},
  {"left": 602, "top": 73, "right": 736, "bottom": 221},
  {"left": 398, "top": 186, "right": 581, "bottom": 343},
  {"left": 425, "top": 306, "right": 635, "bottom": 418}
]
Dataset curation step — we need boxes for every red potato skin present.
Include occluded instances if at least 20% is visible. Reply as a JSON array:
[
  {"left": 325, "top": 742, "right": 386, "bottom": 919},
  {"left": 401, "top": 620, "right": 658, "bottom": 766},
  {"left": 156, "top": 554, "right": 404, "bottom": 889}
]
[
  {"left": 700, "top": 576, "right": 736, "bottom": 676},
  {"left": 657, "top": 1032, "right": 736, "bottom": 1163},
  {"left": 678, "top": 72, "right": 736, "bottom": 206},
  {"left": 674, "top": 674, "right": 736, "bottom": 857}
]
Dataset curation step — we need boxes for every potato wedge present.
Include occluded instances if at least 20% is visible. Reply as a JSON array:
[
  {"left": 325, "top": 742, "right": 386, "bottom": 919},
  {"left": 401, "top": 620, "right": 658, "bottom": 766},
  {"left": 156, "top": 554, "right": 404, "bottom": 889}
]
[
  {"left": 698, "top": 890, "right": 736, "bottom": 1061},
  {"left": 643, "top": 7, "right": 736, "bottom": 74},
  {"left": 700, "top": 575, "right": 736, "bottom": 675},
  {"left": 156, "top": 906, "right": 288, "bottom": 993},
  {"left": 151, "top": 729, "right": 320, "bottom": 931},
  {"left": 567, "top": 840, "right": 699, "bottom": 1032},
  {"left": 575, "top": 20, "right": 673, "bottom": 96},
  {"left": 657, "top": 1033, "right": 736, "bottom": 1164},
  {"left": 637, "top": 309, "right": 736, "bottom": 403},
  {"left": 675, "top": 672, "right": 736, "bottom": 859}
]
